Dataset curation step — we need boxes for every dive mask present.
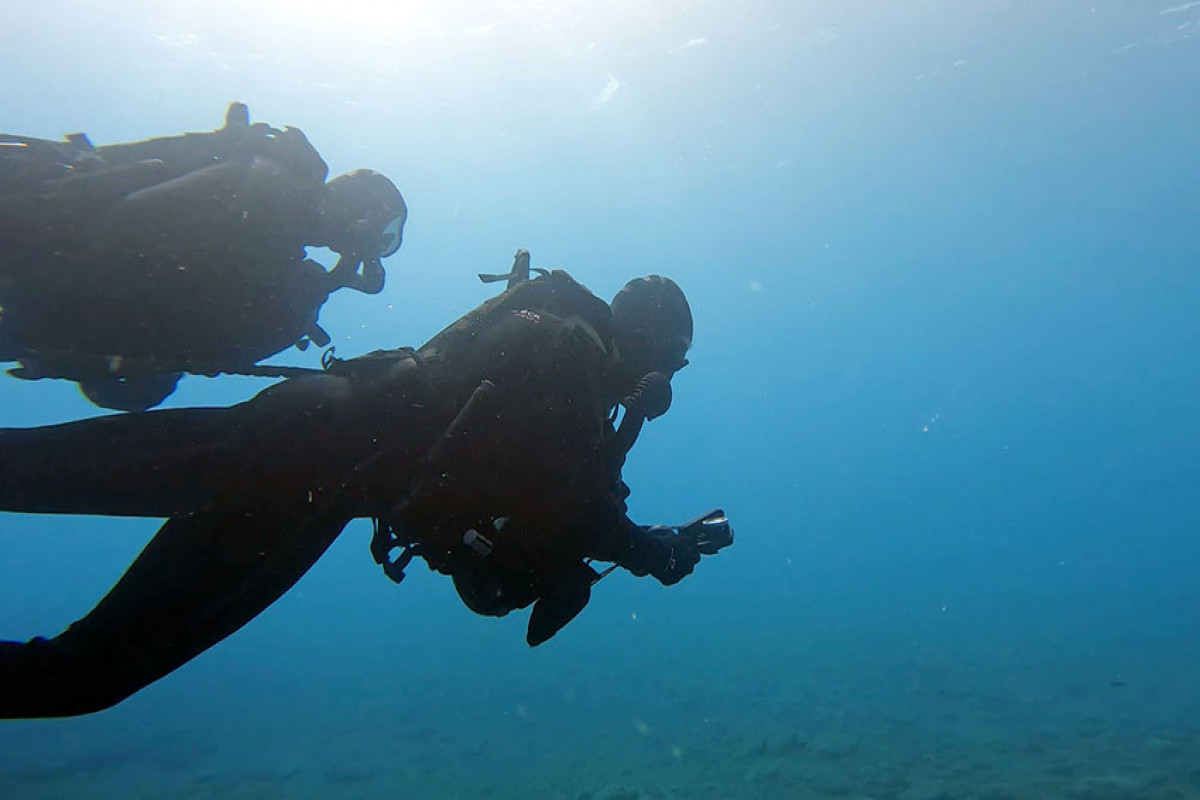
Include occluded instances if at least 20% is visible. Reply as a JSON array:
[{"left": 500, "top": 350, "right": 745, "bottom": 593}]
[{"left": 376, "top": 212, "right": 405, "bottom": 258}]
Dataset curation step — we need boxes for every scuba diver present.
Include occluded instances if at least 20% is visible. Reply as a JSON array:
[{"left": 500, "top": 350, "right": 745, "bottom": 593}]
[
  {"left": 0, "top": 102, "right": 407, "bottom": 411},
  {"left": 0, "top": 255, "right": 733, "bottom": 719}
]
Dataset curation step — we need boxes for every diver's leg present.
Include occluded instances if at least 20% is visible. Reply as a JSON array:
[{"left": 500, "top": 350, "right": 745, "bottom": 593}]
[
  {"left": 0, "top": 372, "right": 365, "bottom": 517},
  {"left": 0, "top": 502, "right": 352, "bottom": 718},
  {"left": 0, "top": 407, "right": 238, "bottom": 517}
]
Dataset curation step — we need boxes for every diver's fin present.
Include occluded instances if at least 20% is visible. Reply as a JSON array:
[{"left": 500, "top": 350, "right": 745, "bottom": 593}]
[{"left": 526, "top": 562, "right": 598, "bottom": 646}]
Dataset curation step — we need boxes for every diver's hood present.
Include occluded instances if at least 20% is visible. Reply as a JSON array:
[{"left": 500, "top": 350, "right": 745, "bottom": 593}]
[{"left": 320, "top": 169, "right": 407, "bottom": 259}]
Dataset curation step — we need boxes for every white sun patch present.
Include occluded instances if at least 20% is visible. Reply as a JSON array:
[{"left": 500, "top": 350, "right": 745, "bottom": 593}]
[{"left": 593, "top": 74, "right": 621, "bottom": 108}]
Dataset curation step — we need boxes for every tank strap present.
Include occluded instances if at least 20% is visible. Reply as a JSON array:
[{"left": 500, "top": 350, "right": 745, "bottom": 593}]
[
  {"left": 5, "top": 347, "right": 333, "bottom": 383},
  {"left": 5, "top": 342, "right": 435, "bottom": 387}
]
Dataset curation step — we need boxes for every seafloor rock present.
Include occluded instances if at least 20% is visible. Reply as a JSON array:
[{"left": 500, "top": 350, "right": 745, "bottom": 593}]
[
  {"left": 805, "top": 769, "right": 859, "bottom": 796},
  {"left": 972, "top": 783, "right": 1021, "bottom": 800},
  {"left": 744, "top": 731, "right": 809, "bottom": 758},
  {"left": 1144, "top": 736, "right": 1181, "bottom": 758},
  {"left": 742, "top": 761, "right": 785, "bottom": 785},
  {"left": 583, "top": 783, "right": 644, "bottom": 800},
  {"left": 809, "top": 733, "right": 860, "bottom": 761},
  {"left": 897, "top": 780, "right": 951, "bottom": 800},
  {"left": 1070, "top": 774, "right": 1146, "bottom": 800}
]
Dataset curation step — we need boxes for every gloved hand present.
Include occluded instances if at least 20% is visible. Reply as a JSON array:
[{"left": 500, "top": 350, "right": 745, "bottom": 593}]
[{"left": 645, "top": 526, "right": 701, "bottom": 586}]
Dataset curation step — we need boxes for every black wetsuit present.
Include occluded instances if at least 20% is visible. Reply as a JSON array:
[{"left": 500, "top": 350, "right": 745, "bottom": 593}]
[
  {"left": 0, "top": 271, "right": 679, "bottom": 718},
  {"left": 0, "top": 106, "right": 342, "bottom": 409}
]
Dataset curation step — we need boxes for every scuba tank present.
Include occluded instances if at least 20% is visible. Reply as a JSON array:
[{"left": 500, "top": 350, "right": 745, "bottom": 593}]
[
  {"left": 0, "top": 132, "right": 98, "bottom": 186},
  {"left": 0, "top": 104, "right": 373, "bottom": 411}
]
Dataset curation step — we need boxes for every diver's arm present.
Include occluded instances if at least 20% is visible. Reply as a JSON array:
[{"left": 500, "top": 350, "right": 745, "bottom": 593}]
[
  {"left": 0, "top": 500, "right": 352, "bottom": 718},
  {"left": 583, "top": 497, "right": 702, "bottom": 586}
]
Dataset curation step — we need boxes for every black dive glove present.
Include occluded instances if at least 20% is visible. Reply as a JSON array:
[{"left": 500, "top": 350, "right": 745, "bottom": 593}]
[
  {"left": 626, "top": 510, "right": 733, "bottom": 586},
  {"left": 644, "top": 526, "right": 701, "bottom": 586}
]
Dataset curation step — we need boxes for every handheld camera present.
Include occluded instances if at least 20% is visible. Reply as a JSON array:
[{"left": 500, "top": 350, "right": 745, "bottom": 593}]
[{"left": 677, "top": 508, "right": 734, "bottom": 555}]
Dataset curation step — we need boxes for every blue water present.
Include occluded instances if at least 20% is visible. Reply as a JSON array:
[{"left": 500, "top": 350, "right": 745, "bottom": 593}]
[{"left": 2, "top": 2, "right": 1198, "bottom": 798}]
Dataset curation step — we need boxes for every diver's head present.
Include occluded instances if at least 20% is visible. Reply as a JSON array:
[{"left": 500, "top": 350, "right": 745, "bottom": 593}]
[
  {"left": 315, "top": 169, "right": 407, "bottom": 259},
  {"left": 610, "top": 275, "right": 693, "bottom": 388}
]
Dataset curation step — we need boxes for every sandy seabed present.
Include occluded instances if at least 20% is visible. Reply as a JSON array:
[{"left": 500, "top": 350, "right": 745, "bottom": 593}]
[{"left": 2, "top": 639, "right": 1197, "bottom": 800}]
